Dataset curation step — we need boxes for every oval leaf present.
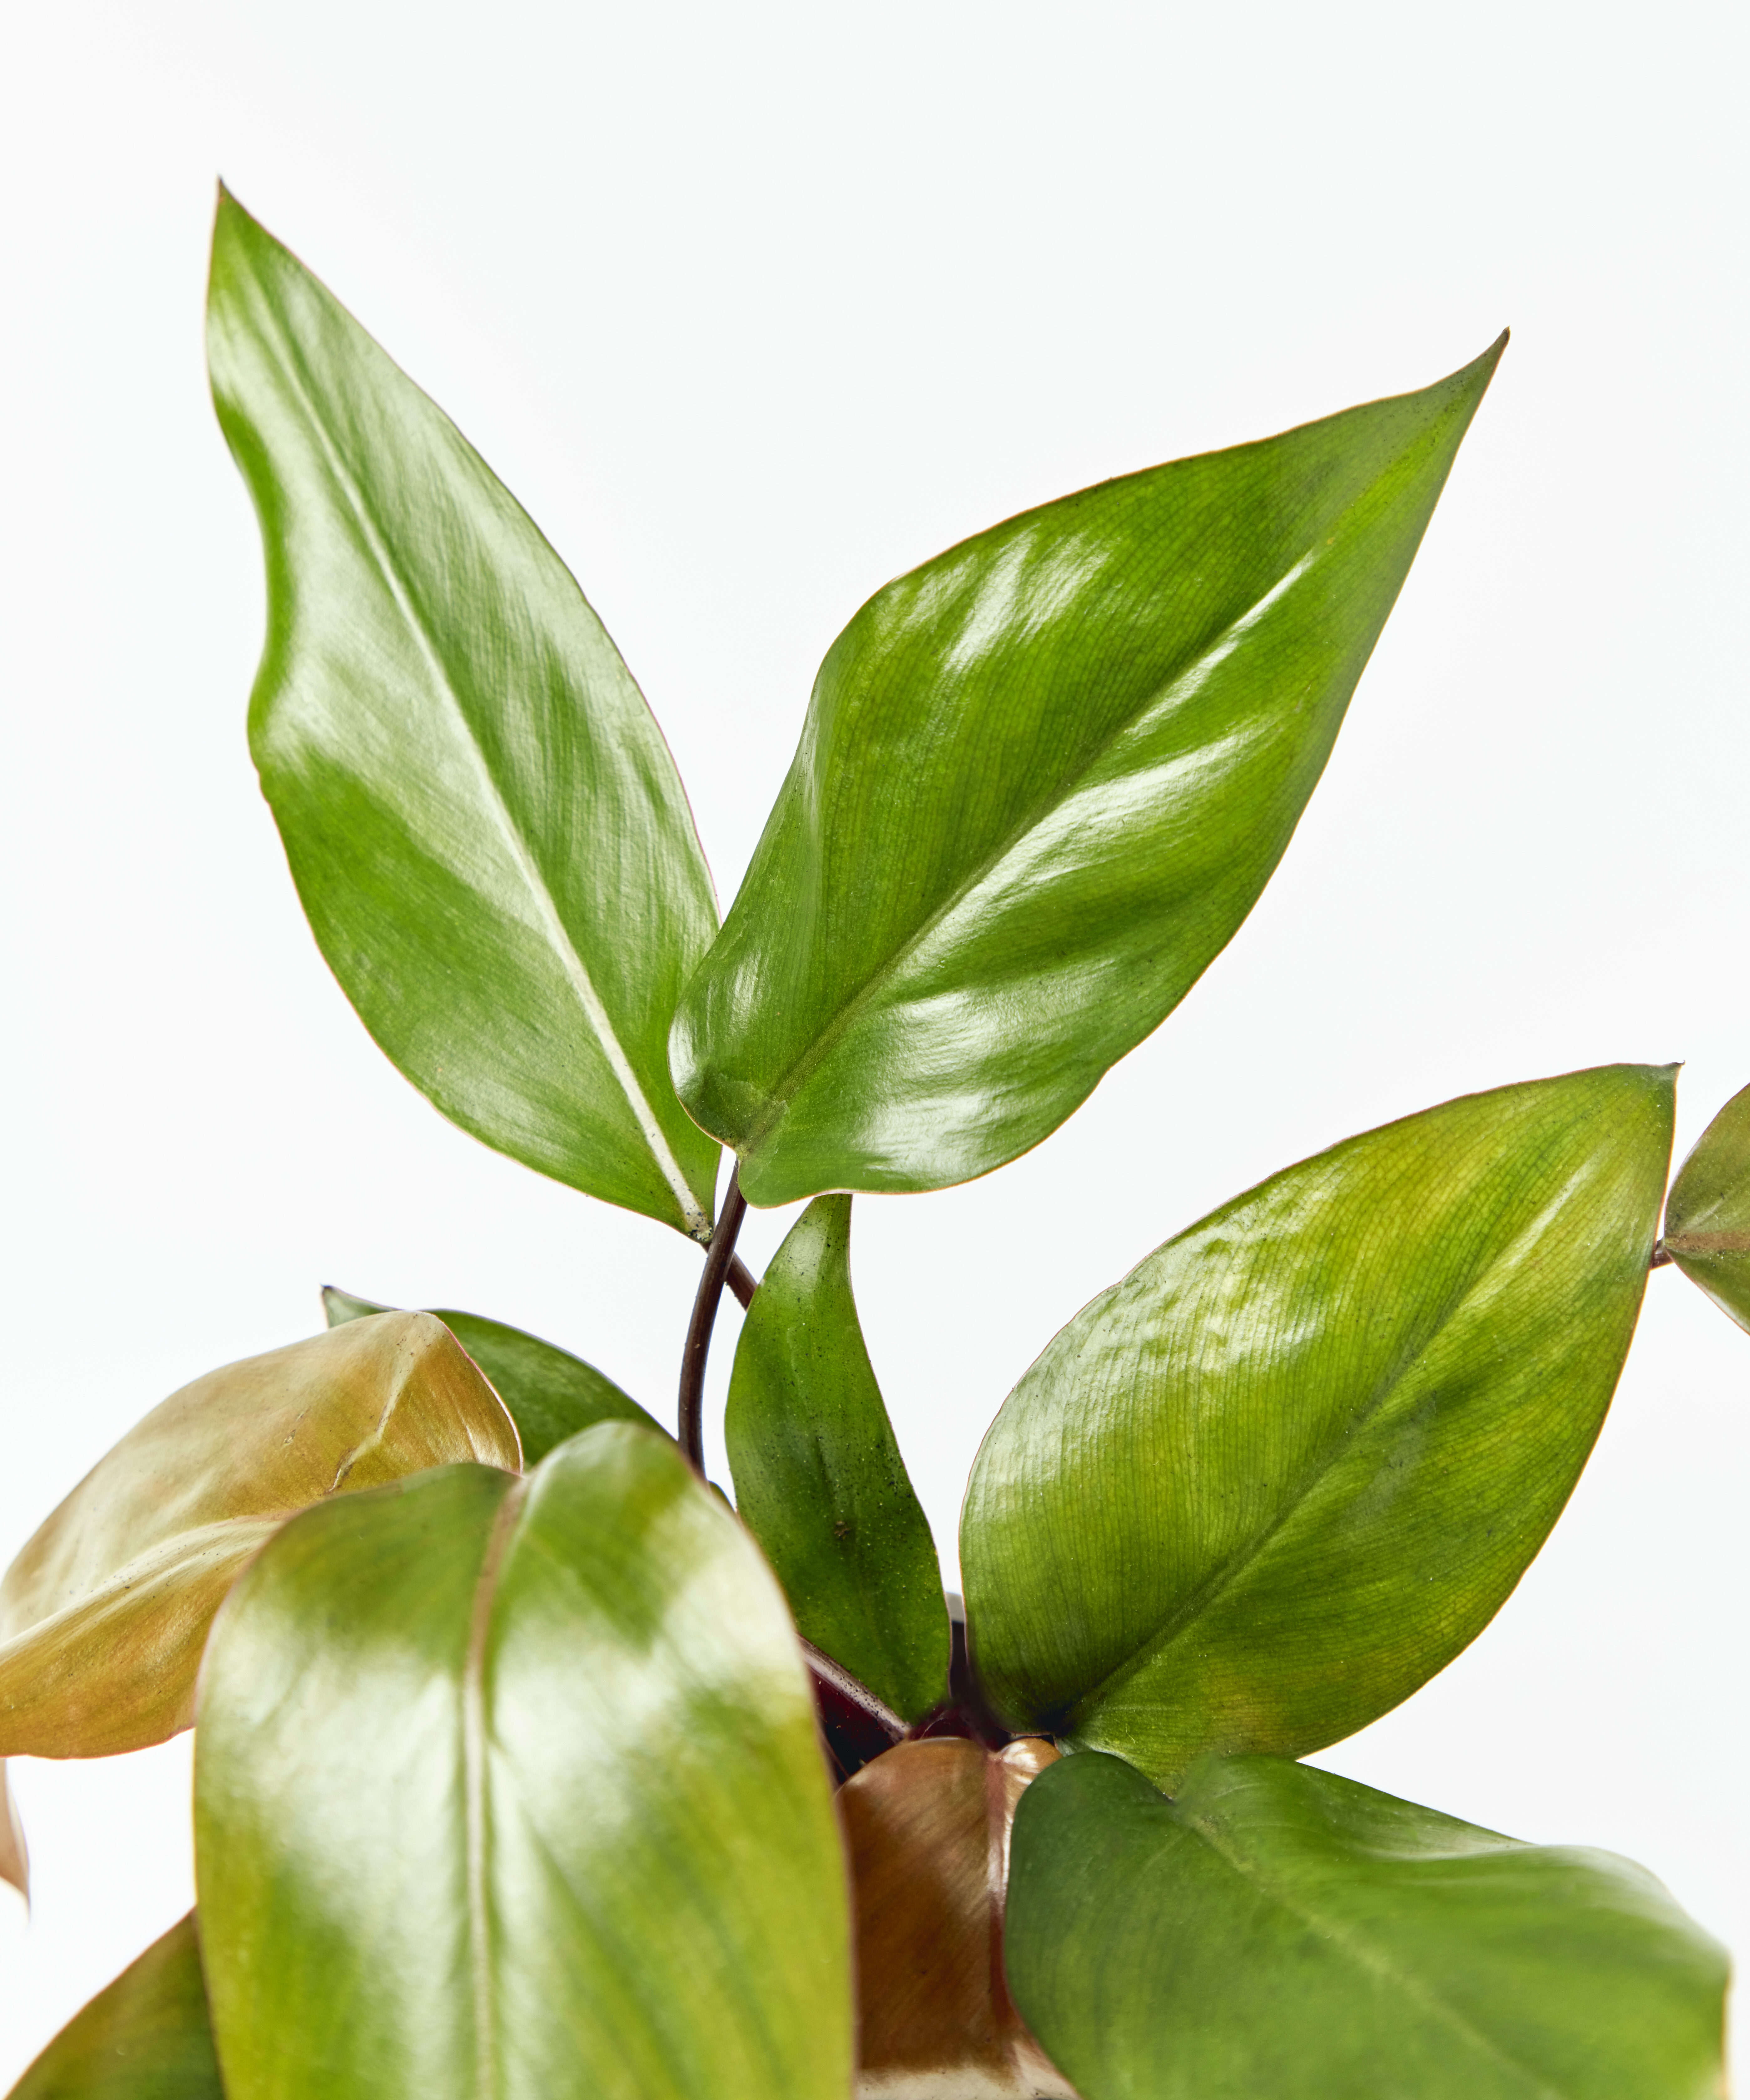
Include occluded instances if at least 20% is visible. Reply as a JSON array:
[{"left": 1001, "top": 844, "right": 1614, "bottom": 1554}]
[
  {"left": 208, "top": 190, "right": 720, "bottom": 1239},
  {"left": 839, "top": 1737, "right": 1072, "bottom": 2099},
  {"left": 961, "top": 1065, "right": 1673, "bottom": 1786},
  {"left": 726, "top": 1197, "right": 948, "bottom": 1719},
  {"left": 195, "top": 1425, "right": 852, "bottom": 2100},
  {"left": 322, "top": 1284, "right": 661, "bottom": 1459},
  {"left": 0, "top": 1314, "right": 518, "bottom": 1756},
  {"left": 1664, "top": 1081, "right": 1750, "bottom": 1332},
  {"left": 672, "top": 340, "right": 1504, "bottom": 1207},
  {"left": 1005, "top": 1752, "right": 1726, "bottom": 2100},
  {"left": 8, "top": 1914, "right": 222, "bottom": 2100}
]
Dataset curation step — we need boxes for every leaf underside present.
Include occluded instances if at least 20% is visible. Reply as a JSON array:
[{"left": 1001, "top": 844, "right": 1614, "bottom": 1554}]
[{"left": 1663, "top": 1080, "right": 1750, "bottom": 1332}]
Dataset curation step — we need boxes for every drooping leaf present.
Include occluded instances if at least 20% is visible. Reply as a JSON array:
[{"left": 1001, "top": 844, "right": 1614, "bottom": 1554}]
[
  {"left": 839, "top": 1737, "right": 1072, "bottom": 2099},
  {"left": 725, "top": 1198, "right": 948, "bottom": 1719},
  {"left": 1004, "top": 1752, "right": 1726, "bottom": 2100},
  {"left": 671, "top": 340, "right": 1505, "bottom": 1207},
  {"left": 1663, "top": 1081, "right": 1750, "bottom": 1333},
  {"left": 322, "top": 1284, "right": 661, "bottom": 1459},
  {"left": 961, "top": 1065, "right": 1673, "bottom": 1786},
  {"left": 8, "top": 1913, "right": 223, "bottom": 2100},
  {"left": 195, "top": 1425, "right": 852, "bottom": 2100},
  {"left": 208, "top": 189, "right": 720, "bottom": 1240},
  {"left": 1, "top": 1762, "right": 25, "bottom": 1899},
  {"left": 0, "top": 1314, "right": 517, "bottom": 1757}
]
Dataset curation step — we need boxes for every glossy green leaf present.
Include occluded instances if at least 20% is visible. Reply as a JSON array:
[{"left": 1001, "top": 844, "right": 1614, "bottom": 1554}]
[
  {"left": 195, "top": 1425, "right": 852, "bottom": 2100},
  {"left": 8, "top": 1914, "right": 222, "bottom": 2100},
  {"left": 0, "top": 1314, "right": 517, "bottom": 1757},
  {"left": 962, "top": 1065, "right": 1672, "bottom": 1785},
  {"left": 1664, "top": 1081, "right": 1750, "bottom": 1333},
  {"left": 322, "top": 1284, "right": 661, "bottom": 1459},
  {"left": 1004, "top": 1752, "right": 1726, "bottom": 2100},
  {"left": 672, "top": 340, "right": 1504, "bottom": 1207},
  {"left": 725, "top": 1197, "right": 947, "bottom": 1719},
  {"left": 208, "top": 189, "right": 720, "bottom": 1239}
]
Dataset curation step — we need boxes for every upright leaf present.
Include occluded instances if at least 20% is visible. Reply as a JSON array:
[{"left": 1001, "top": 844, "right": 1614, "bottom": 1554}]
[
  {"left": 208, "top": 190, "right": 720, "bottom": 1239},
  {"left": 195, "top": 1426, "right": 851, "bottom": 2100},
  {"left": 0, "top": 1314, "right": 517, "bottom": 1756},
  {"left": 8, "top": 1914, "right": 222, "bottom": 2100},
  {"left": 1005, "top": 1752, "right": 1726, "bottom": 2100},
  {"left": 322, "top": 1285, "right": 661, "bottom": 1459},
  {"left": 1, "top": 1762, "right": 25, "bottom": 1898},
  {"left": 962, "top": 1065, "right": 1672, "bottom": 1785},
  {"left": 672, "top": 341, "right": 1504, "bottom": 1206},
  {"left": 1663, "top": 1081, "right": 1750, "bottom": 1332},
  {"left": 725, "top": 1197, "right": 948, "bottom": 1718}
]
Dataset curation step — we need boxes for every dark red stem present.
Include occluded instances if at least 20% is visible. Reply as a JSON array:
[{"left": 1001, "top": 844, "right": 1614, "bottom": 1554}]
[{"left": 677, "top": 1168, "right": 749, "bottom": 1472}]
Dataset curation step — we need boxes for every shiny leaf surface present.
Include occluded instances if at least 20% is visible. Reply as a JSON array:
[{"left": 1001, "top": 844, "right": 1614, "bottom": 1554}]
[
  {"left": 0, "top": 1763, "right": 25, "bottom": 1899},
  {"left": 840, "top": 1738, "right": 1071, "bottom": 2099},
  {"left": 962, "top": 1065, "right": 1672, "bottom": 1784},
  {"left": 1005, "top": 1752, "right": 1726, "bottom": 2100},
  {"left": 672, "top": 341, "right": 1504, "bottom": 1206},
  {"left": 195, "top": 1425, "right": 851, "bottom": 2100},
  {"left": 323, "top": 1284, "right": 660, "bottom": 1459},
  {"left": 1664, "top": 1081, "right": 1750, "bottom": 1332},
  {"left": 0, "top": 1315, "right": 517, "bottom": 1756},
  {"left": 726, "top": 1198, "right": 947, "bottom": 1718},
  {"left": 208, "top": 190, "right": 719, "bottom": 1238},
  {"left": 8, "top": 1913, "right": 222, "bottom": 2100}
]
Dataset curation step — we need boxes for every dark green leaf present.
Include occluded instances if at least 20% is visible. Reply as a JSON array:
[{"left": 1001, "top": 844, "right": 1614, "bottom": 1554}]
[
  {"left": 208, "top": 190, "right": 720, "bottom": 1239},
  {"left": 195, "top": 1426, "right": 851, "bottom": 2100},
  {"left": 323, "top": 1284, "right": 661, "bottom": 1459},
  {"left": 725, "top": 1198, "right": 947, "bottom": 1719},
  {"left": 0, "top": 1315, "right": 517, "bottom": 1757},
  {"left": 672, "top": 341, "right": 1504, "bottom": 1206},
  {"left": 962, "top": 1065, "right": 1673, "bottom": 1785},
  {"left": 1663, "top": 1081, "right": 1750, "bottom": 1333},
  {"left": 8, "top": 1913, "right": 222, "bottom": 2100},
  {"left": 1005, "top": 1752, "right": 1726, "bottom": 2100}
]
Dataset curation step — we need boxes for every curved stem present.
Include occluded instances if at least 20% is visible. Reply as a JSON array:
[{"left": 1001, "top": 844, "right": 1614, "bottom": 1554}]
[
  {"left": 678, "top": 1167, "right": 748, "bottom": 1472},
  {"left": 727, "top": 1254, "right": 759, "bottom": 1309}
]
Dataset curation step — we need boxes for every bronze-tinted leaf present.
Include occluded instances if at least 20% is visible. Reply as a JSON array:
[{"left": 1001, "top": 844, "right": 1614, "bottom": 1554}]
[
  {"left": 1664, "top": 1081, "right": 1750, "bottom": 1333},
  {"left": 0, "top": 1314, "right": 519, "bottom": 1757},
  {"left": 1, "top": 1760, "right": 25, "bottom": 1899},
  {"left": 839, "top": 1737, "right": 1075, "bottom": 2099}
]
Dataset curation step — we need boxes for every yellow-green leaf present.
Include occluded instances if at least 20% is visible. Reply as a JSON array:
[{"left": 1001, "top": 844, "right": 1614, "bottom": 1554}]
[
  {"left": 7, "top": 1914, "right": 221, "bottom": 2100},
  {"left": 1664, "top": 1081, "right": 1750, "bottom": 1333}
]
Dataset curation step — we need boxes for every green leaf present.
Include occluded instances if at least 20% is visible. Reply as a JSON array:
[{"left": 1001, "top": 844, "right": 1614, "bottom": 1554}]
[
  {"left": 0, "top": 1315, "right": 517, "bottom": 1757},
  {"left": 1663, "top": 1081, "right": 1750, "bottom": 1332},
  {"left": 961, "top": 1065, "right": 1672, "bottom": 1785},
  {"left": 195, "top": 1426, "right": 852, "bottom": 2100},
  {"left": 207, "top": 189, "right": 720, "bottom": 1240},
  {"left": 724, "top": 1197, "right": 948, "bottom": 1719},
  {"left": 671, "top": 340, "right": 1505, "bottom": 1207},
  {"left": 8, "top": 1913, "right": 222, "bottom": 2100},
  {"left": 1004, "top": 1752, "right": 1726, "bottom": 2100},
  {"left": 322, "top": 1285, "right": 662, "bottom": 1460}
]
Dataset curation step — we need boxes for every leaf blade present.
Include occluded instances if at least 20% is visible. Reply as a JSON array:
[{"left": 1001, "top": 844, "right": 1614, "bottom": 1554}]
[
  {"left": 8, "top": 1913, "right": 222, "bottom": 2100},
  {"left": 1664, "top": 1081, "right": 1750, "bottom": 1331}
]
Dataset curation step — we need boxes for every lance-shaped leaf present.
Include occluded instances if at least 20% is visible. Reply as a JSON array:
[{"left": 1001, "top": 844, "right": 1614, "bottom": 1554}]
[
  {"left": 208, "top": 190, "right": 720, "bottom": 1239},
  {"left": 962, "top": 1065, "right": 1673, "bottom": 1786},
  {"left": 323, "top": 1285, "right": 661, "bottom": 1460},
  {"left": 671, "top": 340, "right": 1504, "bottom": 1207},
  {"left": 195, "top": 1425, "right": 852, "bottom": 2100},
  {"left": 9, "top": 1913, "right": 223, "bottom": 2100},
  {"left": 0, "top": 1314, "right": 518, "bottom": 1757},
  {"left": 725, "top": 1197, "right": 948, "bottom": 1719},
  {"left": 1, "top": 1762, "right": 25, "bottom": 1899},
  {"left": 1004, "top": 1752, "right": 1726, "bottom": 2100},
  {"left": 1663, "top": 1081, "right": 1750, "bottom": 1333},
  {"left": 840, "top": 1738, "right": 1073, "bottom": 2099}
]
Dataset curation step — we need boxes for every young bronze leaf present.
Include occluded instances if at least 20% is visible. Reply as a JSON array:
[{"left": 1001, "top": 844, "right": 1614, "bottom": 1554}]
[
  {"left": 961, "top": 1065, "right": 1673, "bottom": 1786},
  {"left": 195, "top": 1426, "right": 851, "bottom": 2100},
  {"left": 672, "top": 340, "right": 1504, "bottom": 1207},
  {"left": 1663, "top": 1081, "right": 1750, "bottom": 1333},
  {"left": 9, "top": 1913, "right": 222, "bottom": 2100},
  {"left": 207, "top": 190, "right": 721, "bottom": 1240},
  {"left": 725, "top": 1198, "right": 948, "bottom": 1719},
  {"left": 1004, "top": 1753, "right": 1726, "bottom": 2100},
  {"left": 0, "top": 1314, "right": 518, "bottom": 1757},
  {"left": 323, "top": 1284, "right": 662, "bottom": 1459},
  {"left": 1, "top": 1761, "right": 25, "bottom": 1899},
  {"left": 840, "top": 1738, "right": 1073, "bottom": 2099}
]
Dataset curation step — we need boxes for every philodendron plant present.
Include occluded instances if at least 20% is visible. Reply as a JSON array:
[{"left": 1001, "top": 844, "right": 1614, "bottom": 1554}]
[{"left": 2, "top": 187, "right": 1743, "bottom": 2100}]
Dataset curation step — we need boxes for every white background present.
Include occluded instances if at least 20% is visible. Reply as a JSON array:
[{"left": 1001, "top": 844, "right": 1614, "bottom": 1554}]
[{"left": 2, "top": 0, "right": 1746, "bottom": 2082}]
